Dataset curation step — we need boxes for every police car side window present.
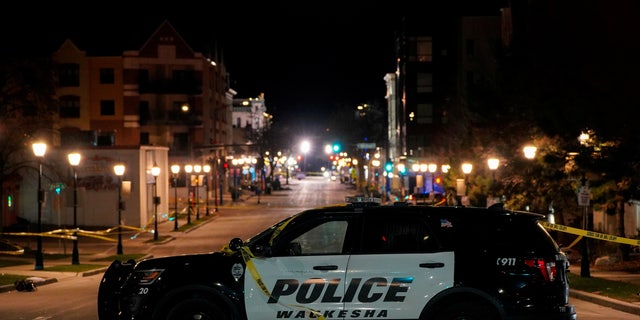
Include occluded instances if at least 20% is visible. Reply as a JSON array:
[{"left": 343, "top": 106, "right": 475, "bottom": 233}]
[
  {"left": 360, "top": 212, "right": 437, "bottom": 254},
  {"left": 289, "top": 220, "right": 348, "bottom": 255}
]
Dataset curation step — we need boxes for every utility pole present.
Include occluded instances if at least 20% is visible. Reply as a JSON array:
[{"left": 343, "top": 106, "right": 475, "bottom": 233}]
[{"left": 579, "top": 174, "right": 591, "bottom": 277}]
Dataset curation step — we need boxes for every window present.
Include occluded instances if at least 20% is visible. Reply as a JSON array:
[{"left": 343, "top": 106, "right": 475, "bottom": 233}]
[
  {"left": 59, "top": 95, "right": 80, "bottom": 118},
  {"left": 416, "top": 103, "right": 433, "bottom": 124},
  {"left": 361, "top": 213, "right": 437, "bottom": 254},
  {"left": 466, "top": 39, "right": 475, "bottom": 56},
  {"left": 289, "top": 220, "right": 348, "bottom": 255},
  {"left": 138, "top": 69, "right": 149, "bottom": 88},
  {"left": 139, "top": 101, "right": 150, "bottom": 125},
  {"left": 58, "top": 63, "right": 79, "bottom": 87},
  {"left": 99, "top": 68, "right": 114, "bottom": 84},
  {"left": 97, "top": 132, "right": 115, "bottom": 146},
  {"left": 140, "top": 132, "right": 149, "bottom": 145},
  {"left": 416, "top": 36, "right": 433, "bottom": 62},
  {"left": 172, "top": 69, "right": 196, "bottom": 83},
  {"left": 100, "top": 100, "right": 115, "bottom": 116},
  {"left": 466, "top": 71, "right": 475, "bottom": 87},
  {"left": 417, "top": 73, "right": 433, "bottom": 93},
  {"left": 172, "top": 133, "right": 189, "bottom": 152}
]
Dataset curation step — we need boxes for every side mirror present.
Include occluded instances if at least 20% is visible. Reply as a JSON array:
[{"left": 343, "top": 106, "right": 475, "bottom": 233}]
[{"left": 228, "top": 238, "right": 243, "bottom": 251}]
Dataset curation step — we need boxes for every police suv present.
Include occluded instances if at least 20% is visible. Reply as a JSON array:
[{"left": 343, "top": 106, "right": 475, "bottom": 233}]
[{"left": 97, "top": 197, "right": 576, "bottom": 320}]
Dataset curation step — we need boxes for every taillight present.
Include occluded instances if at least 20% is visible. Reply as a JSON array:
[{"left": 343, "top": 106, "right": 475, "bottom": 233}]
[{"left": 524, "top": 258, "right": 556, "bottom": 282}]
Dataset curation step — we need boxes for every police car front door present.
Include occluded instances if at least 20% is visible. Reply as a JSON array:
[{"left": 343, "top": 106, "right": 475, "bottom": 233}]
[{"left": 244, "top": 219, "right": 351, "bottom": 320}]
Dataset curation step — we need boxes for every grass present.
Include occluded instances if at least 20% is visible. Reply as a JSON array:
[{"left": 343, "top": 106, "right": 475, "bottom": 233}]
[
  {"left": 569, "top": 272, "right": 640, "bottom": 303},
  {"left": 0, "top": 253, "right": 147, "bottom": 286}
]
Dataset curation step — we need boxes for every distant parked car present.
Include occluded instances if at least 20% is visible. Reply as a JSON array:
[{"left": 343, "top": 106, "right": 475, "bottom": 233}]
[{"left": 296, "top": 172, "right": 305, "bottom": 180}]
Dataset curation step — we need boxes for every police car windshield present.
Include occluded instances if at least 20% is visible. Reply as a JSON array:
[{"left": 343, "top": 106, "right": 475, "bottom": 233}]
[{"left": 243, "top": 213, "right": 299, "bottom": 246}]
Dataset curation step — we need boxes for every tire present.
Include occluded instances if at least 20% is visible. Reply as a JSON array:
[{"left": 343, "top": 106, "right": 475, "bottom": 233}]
[
  {"left": 163, "top": 297, "right": 228, "bottom": 320},
  {"left": 431, "top": 300, "right": 500, "bottom": 320}
]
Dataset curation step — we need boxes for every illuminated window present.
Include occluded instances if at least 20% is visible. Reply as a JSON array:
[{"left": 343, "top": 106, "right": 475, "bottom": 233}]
[{"left": 417, "top": 36, "right": 433, "bottom": 62}]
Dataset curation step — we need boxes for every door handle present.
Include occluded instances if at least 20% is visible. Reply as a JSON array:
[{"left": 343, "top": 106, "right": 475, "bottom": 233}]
[
  {"left": 419, "top": 262, "right": 445, "bottom": 268},
  {"left": 313, "top": 265, "right": 338, "bottom": 270}
]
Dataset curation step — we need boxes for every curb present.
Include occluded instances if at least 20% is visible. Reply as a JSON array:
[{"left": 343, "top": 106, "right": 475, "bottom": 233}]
[{"left": 570, "top": 289, "right": 640, "bottom": 315}]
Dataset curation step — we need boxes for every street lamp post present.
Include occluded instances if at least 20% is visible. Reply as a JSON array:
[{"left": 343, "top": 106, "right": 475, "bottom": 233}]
[
  {"left": 428, "top": 163, "right": 437, "bottom": 196},
  {"left": 68, "top": 152, "right": 81, "bottom": 265},
  {"left": 151, "top": 164, "right": 161, "bottom": 241},
  {"left": 461, "top": 163, "right": 473, "bottom": 196},
  {"left": 114, "top": 164, "right": 125, "bottom": 255},
  {"left": 194, "top": 164, "right": 201, "bottom": 220},
  {"left": 171, "top": 164, "right": 180, "bottom": 230},
  {"left": 488, "top": 158, "right": 499, "bottom": 192},
  {"left": 32, "top": 142, "right": 46, "bottom": 270},
  {"left": 213, "top": 159, "right": 219, "bottom": 211},
  {"left": 184, "top": 164, "right": 193, "bottom": 224},
  {"left": 203, "top": 164, "right": 211, "bottom": 216}
]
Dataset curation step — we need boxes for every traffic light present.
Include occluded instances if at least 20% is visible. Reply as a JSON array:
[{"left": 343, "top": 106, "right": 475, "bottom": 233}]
[
  {"left": 384, "top": 161, "right": 393, "bottom": 172},
  {"left": 397, "top": 163, "right": 406, "bottom": 175},
  {"left": 332, "top": 142, "right": 341, "bottom": 153}
]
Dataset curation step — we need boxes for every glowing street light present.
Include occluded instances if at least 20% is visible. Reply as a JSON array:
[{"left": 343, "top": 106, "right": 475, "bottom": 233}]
[
  {"left": 114, "top": 163, "right": 125, "bottom": 254},
  {"left": 151, "top": 164, "right": 161, "bottom": 241},
  {"left": 462, "top": 163, "right": 473, "bottom": 196},
  {"left": 184, "top": 164, "right": 193, "bottom": 224},
  {"left": 487, "top": 158, "right": 500, "bottom": 197},
  {"left": 203, "top": 164, "right": 211, "bottom": 216},
  {"left": 171, "top": 164, "right": 180, "bottom": 231},
  {"left": 68, "top": 152, "right": 81, "bottom": 265},
  {"left": 194, "top": 164, "right": 202, "bottom": 220},
  {"left": 523, "top": 145, "right": 537, "bottom": 159},
  {"left": 32, "top": 142, "right": 46, "bottom": 270}
]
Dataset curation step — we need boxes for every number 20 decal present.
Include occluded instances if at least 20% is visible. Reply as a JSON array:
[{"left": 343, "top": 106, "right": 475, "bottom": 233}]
[
  {"left": 138, "top": 287, "right": 149, "bottom": 295},
  {"left": 496, "top": 257, "right": 516, "bottom": 266}
]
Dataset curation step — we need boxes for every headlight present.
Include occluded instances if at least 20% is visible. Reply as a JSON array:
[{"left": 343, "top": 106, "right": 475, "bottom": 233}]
[{"left": 135, "top": 269, "right": 165, "bottom": 285}]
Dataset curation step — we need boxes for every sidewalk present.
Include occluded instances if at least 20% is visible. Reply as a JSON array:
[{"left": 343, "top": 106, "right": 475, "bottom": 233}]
[
  {"left": 1, "top": 185, "right": 639, "bottom": 316},
  {"left": 0, "top": 185, "right": 283, "bottom": 291}
]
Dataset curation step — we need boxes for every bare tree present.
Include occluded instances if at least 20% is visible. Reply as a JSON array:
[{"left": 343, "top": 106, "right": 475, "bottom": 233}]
[{"left": 0, "top": 57, "right": 57, "bottom": 231}]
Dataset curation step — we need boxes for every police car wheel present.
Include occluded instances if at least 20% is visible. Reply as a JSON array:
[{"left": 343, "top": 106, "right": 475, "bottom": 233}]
[
  {"left": 432, "top": 300, "right": 499, "bottom": 320},
  {"left": 165, "top": 297, "right": 228, "bottom": 320}
]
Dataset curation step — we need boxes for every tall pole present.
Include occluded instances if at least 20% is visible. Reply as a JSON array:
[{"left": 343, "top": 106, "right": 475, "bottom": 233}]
[
  {"left": 69, "top": 153, "right": 81, "bottom": 265},
  {"left": 185, "top": 165, "right": 192, "bottom": 224},
  {"left": 204, "top": 164, "right": 211, "bottom": 215},
  {"left": 152, "top": 165, "right": 160, "bottom": 241},
  {"left": 36, "top": 160, "right": 44, "bottom": 269},
  {"left": 213, "top": 158, "right": 219, "bottom": 211},
  {"left": 117, "top": 176, "right": 123, "bottom": 254},
  {"left": 153, "top": 178, "right": 158, "bottom": 241},
  {"left": 580, "top": 175, "right": 591, "bottom": 277},
  {"left": 173, "top": 175, "right": 178, "bottom": 230},
  {"left": 171, "top": 164, "right": 180, "bottom": 231},
  {"left": 32, "top": 142, "right": 46, "bottom": 271},
  {"left": 194, "top": 165, "right": 201, "bottom": 220},
  {"left": 114, "top": 164, "right": 125, "bottom": 255},
  {"left": 72, "top": 165, "right": 79, "bottom": 264}
]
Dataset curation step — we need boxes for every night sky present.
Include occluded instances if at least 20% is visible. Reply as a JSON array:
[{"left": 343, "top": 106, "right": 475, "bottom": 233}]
[
  {"left": 1, "top": 2, "right": 409, "bottom": 134},
  {"left": 3, "top": 1, "right": 637, "bottom": 139}
]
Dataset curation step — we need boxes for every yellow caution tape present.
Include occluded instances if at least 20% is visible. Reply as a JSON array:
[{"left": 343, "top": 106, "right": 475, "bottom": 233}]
[
  {"left": 239, "top": 246, "right": 326, "bottom": 320},
  {"left": 540, "top": 221, "right": 640, "bottom": 247},
  {"left": 0, "top": 225, "right": 152, "bottom": 242},
  {"left": 1, "top": 231, "right": 76, "bottom": 240},
  {"left": 561, "top": 235, "right": 583, "bottom": 250}
]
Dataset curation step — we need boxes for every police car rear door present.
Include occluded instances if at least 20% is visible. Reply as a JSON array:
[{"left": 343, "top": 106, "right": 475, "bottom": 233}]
[{"left": 345, "top": 209, "right": 454, "bottom": 318}]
